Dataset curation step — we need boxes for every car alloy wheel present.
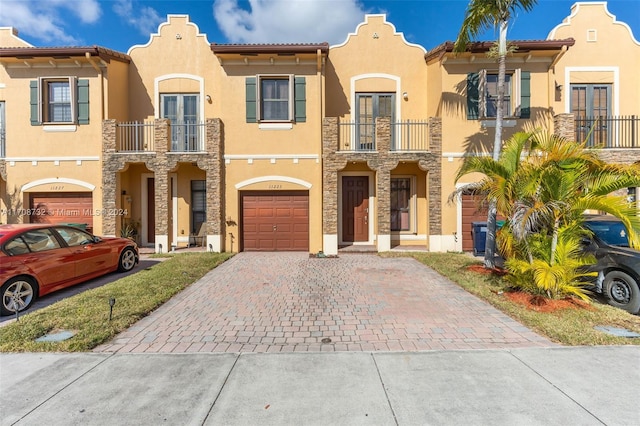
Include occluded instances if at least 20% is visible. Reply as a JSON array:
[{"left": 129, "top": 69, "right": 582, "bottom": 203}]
[
  {"left": 1, "top": 277, "right": 37, "bottom": 316},
  {"left": 118, "top": 248, "right": 137, "bottom": 272}
]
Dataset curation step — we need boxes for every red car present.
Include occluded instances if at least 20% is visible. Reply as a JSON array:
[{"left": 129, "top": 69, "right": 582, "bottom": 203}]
[{"left": 0, "top": 224, "right": 139, "bottom": 316}]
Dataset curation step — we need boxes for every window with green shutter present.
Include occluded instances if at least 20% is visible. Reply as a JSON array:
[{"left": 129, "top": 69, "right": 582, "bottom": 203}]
[
  {"left": 467, "top": 70, "right": 530, "bottom": 120},
  {"left": 246, "top": 75, "right": 306, "bottom": 123},
  {"left": 30, "top": 77, "right": 89, "bottom": 125}
]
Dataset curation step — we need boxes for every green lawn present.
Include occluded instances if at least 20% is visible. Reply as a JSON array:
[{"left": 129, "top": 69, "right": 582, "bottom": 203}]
[{"left": 0, "top": 252, "right": 232, "bottom": 352}]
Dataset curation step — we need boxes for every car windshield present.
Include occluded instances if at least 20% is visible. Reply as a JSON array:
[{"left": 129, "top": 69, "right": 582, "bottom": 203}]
[{"left": 585, "top": 220, "right": 630, "bottom": 247}]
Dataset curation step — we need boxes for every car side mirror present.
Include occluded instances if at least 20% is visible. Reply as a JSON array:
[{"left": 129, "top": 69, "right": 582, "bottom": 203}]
[{"left": 93, "top": 236, "right": 102, "bottom": 243}]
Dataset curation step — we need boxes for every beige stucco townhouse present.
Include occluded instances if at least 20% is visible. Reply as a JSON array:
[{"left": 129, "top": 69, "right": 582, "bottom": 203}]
[{"left": 0, "top": 2, "right": 638, "bottom": 254}]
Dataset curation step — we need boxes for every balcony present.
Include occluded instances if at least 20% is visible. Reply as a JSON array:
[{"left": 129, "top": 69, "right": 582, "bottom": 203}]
[
  {"left": 116, "top": 121, "right": 155, "bottom": 152},
  {"left": 337, "top": 119, "right": 430, "bottom": 152},
  {"left": 170, "top": 122, "right": 205, "bottom": 152},
  {"left": 575, "top": 116, "right": 639, "bottom": 148},
  {"left": 115, "top": 121, "right": 205, "bottom": 153},
  {"left": 391, "top": 120, "right": 430, "bottom": 151}
]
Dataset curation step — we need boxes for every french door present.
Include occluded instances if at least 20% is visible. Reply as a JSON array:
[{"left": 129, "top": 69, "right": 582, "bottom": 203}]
[
  {"left": 571, "top": 84, "right": 611, "bottom": 147},
  {"left": 161, "top": 94, "right": 200, "bottom": 151},
  {"left": 355, "top": 93, "right": 394, "bottom": 150}
]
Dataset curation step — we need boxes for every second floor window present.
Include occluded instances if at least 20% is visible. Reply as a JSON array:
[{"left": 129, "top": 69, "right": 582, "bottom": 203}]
[
  {"left": 261, "top": 78, "right": 290, "bottom": 121},
  {"left": 47, "top": 81, "right": 72, "bottom": 122},
  {"left": 245, "top": 75, "right": 306, "bottom": 123},
  {"left": 485, "top": 73, "right": 512, "bottom": 118},
  {"left": 467, "top": 69, "right": 530, "bottom": 120},
  {"left": 30, "top": 77, "right": 89, "bottom": 126}
]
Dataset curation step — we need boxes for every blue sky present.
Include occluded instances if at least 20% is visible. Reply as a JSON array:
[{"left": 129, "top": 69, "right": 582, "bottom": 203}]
[{"left": 1, "top": 1, "right": 638, "bottom": 53}]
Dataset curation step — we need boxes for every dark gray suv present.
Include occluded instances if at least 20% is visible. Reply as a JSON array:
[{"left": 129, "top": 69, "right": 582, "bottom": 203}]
[{"left": 583, "top": 215, "right": 640, "bottom": 314}]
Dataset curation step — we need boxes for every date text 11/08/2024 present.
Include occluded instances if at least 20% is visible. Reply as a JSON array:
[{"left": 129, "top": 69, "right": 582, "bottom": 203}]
[{"left": 1, "top": 208, "right": 128, "bottom": 217}]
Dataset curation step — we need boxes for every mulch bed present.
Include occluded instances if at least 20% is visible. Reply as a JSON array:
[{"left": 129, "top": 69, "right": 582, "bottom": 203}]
[{"left": 466, "top": 264, "right": 593, "bottom": 313}]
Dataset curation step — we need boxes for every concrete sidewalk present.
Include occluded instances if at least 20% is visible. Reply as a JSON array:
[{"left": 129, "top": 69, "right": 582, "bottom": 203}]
[{"left": 2, "top": 346, "right": 638, "bottom": 425}]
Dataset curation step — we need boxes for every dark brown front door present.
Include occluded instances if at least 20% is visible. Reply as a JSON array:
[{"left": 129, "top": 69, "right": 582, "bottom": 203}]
[
  {"left": 342, "top": 176, "right": 369, "bottom": 242},
  {"left": 147, "top": 178, "right": 155, "bottom": 243}
]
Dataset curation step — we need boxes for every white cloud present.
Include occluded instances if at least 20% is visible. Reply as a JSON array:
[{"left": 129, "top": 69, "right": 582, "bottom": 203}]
[
  {"left": 113, "top": 0, "right": 163, "bottom": 36},
  {"left": 0, "top": 0, "right": 101, "bottom": 45},
  {"left": 213, "top": 0, "right": 367, "bottom": 44}
]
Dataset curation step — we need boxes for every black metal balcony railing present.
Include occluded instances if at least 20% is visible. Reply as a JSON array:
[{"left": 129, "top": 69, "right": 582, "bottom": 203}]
[
  {"left": 338, "top": 120, "right": 430, "bottom": 152},
  {"left": 0, "top": 127, "right": 5, "bottom": 158},
  {"left": 116, "top": 121, "right": 155, "bottom": 152},
  {"left": 576, "top": 115, "right": 639, "bottom": 148}
]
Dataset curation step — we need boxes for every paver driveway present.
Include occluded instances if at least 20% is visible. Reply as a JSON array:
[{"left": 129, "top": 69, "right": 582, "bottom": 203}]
[{"left": 95, "top": 253, "right": 555, "bottom": 353}]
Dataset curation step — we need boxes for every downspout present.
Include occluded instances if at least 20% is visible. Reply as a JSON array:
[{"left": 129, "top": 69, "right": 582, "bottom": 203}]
[
  {"left": 85, "top": 52, "right": 105, "bottom": 120},
  {"left": 317, "top": 48, "right": 325, "bottom": 254}
]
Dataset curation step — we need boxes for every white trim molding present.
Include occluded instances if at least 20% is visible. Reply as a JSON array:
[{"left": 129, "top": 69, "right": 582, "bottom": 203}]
[
  {"left": 563, "top": 66, "right": 619, "bottom": 115},
  {"left": 154, "top": 74, "right": 206, "bottom": 121},
  {"left": 21, "top": 177, "right": 96, "bottom": 192},
  {"left": 235, "top": 175, "right": 312, "bottom": 189}
]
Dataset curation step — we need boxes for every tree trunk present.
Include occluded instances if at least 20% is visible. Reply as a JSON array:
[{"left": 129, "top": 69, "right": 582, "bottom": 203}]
[{"left": 483, "top": 20, "right": 509, "bottom": 269}]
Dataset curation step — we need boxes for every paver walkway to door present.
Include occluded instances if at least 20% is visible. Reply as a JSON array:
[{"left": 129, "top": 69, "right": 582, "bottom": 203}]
[{"left": 94, "top": 253, "right": 555, "bottom": 353}]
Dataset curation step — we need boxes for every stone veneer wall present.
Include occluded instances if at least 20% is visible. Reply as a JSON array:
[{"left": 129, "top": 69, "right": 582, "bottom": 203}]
[
  {"left": 553, "top": 113, "right": 575, "bottom": 142},
  {"left": 102, "top": 118, "right": 223, "bottom": 249},
  {"left": 322, "top": 116, "right": 442, "bottom": 249}
]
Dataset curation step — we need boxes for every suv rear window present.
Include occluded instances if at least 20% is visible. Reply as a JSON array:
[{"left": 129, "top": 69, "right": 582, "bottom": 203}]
[{"left": 585, "top": 221, "right": 630, "bottom": 247}]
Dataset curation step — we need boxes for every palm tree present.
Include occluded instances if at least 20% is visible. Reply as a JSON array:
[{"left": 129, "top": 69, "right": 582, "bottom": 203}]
[
  {"left": 455, "top": 131, "right": 640, "bottom": 299},
  {"left": 454, "top": 0, "right": 538, "bottom": 268}
]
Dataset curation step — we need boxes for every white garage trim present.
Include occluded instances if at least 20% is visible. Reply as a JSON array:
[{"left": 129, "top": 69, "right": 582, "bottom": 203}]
[
  {"left": 235, "top": 176, "right": 312, "bottom": 189},
  {"left": 22, "top": 178, "right": 96, "bottom": 192}
]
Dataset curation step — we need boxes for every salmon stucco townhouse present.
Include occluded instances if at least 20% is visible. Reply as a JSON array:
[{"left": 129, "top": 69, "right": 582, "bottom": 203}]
[{"left": 0, "top": 2, "right": 638, "bottom": 255}]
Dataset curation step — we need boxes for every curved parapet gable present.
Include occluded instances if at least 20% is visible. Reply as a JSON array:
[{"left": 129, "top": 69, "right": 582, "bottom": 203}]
[
  {"left": 548, "top": 2, "right": 639, "bottom": 45},
  {"left": 127, "top": 14, "right": 211, "bottom": 55},
  {"left": 331, "top": 14, "right": 426, "bottom": 53}
]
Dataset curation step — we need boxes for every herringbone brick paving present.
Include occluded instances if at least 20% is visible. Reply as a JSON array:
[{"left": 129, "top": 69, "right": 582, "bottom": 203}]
[{"left": 94, "top": 253, "right": 555, "bottom": 353}]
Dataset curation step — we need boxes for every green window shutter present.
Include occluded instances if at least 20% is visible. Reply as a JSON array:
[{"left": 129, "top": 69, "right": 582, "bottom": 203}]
[
  {"left": 245, "top": 77, "right": 257, "bottom": 123},
  {"left": 294, "top": 76, "right": 306, "bottom": 123},
  {"left": 30, "top": 80, "right": 39, "bottom": 125},
  {"left": 77, "top": 79, "right": 90, "bottom": 124},
  {"left": 520, "top": 71, "right": 531, "bottom": 119},
  {"left": 466, "top": 73, "right": 479, "bottom": 120}
]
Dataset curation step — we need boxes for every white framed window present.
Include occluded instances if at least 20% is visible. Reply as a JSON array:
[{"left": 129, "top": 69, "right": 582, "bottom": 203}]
[
  {"left": 39, "top": 77, "right": 76, "bottom": 123},
  {"left": 480, "top": 69, "right": 520, "bottom": 118},
  {"left": 391, "top": 176, "right": 416, "bottom": 233},
  {"left": 258, "top": 75, "right": 293, "bottom": 122},
  {"left": 483, "top": 72, "right": 512, "bottom": 117}
]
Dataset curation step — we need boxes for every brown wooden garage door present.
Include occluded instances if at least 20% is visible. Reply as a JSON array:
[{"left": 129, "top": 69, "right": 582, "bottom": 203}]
[
  {"left": 242, "top": 191, "right": 309, "bottom": 251},
  {"left": 461, "top": 194, "right": 505, "bottom": 252},
  {"left": 30, "top": 192, "right": 94, "bottom": 231},
  {"left": 461, "top": 194, "right": 489, "bottom": 252}
]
